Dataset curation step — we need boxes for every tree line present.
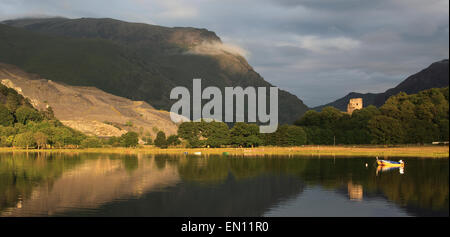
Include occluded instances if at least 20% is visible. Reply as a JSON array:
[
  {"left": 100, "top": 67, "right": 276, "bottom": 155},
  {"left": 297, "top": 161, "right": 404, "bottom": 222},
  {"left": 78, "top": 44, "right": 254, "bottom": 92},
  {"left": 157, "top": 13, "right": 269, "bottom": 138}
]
[
  {"left": 162, "top": 121, "right": 306, "bottom": 148},
  {"left": 2, "top": 82, "right": 447, "bottom": 149},
  {"left": 155, "top": 87, "right": 448, "bottom": 148},
  {"left": 295, "top": 87, "right": 449, "bottom": 145}
]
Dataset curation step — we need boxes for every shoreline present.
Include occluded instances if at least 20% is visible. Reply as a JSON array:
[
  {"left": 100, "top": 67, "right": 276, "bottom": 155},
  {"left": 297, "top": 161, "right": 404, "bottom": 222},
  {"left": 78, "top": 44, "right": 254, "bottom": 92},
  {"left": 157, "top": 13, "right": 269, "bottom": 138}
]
[{"left": 0, "top": 145, "right": 448, "bottom": 158}]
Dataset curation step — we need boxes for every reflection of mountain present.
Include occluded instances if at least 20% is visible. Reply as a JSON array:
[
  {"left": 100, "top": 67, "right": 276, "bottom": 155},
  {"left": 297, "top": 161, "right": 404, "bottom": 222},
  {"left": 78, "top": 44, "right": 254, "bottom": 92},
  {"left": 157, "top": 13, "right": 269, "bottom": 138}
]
[
  {"left": 1, "top": 155, "right": 180, "bottom": 217},
  {"left": 60, "top": 174, "right": 304, "bottom": 217}
]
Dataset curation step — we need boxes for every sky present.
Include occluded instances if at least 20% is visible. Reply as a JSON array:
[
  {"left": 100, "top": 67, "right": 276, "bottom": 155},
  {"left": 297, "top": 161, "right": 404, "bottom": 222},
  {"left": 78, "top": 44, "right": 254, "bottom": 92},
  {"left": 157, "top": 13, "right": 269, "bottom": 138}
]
[{"left": 0, "top": 0, "right": 448, "bottom": 107}]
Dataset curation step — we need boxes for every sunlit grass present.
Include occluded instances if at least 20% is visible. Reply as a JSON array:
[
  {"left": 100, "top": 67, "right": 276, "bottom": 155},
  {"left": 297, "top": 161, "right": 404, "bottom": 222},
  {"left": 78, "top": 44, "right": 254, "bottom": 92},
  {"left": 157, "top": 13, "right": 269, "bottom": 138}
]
[{"left": 0, "top": 145, "right": 448, "bottom": 158}]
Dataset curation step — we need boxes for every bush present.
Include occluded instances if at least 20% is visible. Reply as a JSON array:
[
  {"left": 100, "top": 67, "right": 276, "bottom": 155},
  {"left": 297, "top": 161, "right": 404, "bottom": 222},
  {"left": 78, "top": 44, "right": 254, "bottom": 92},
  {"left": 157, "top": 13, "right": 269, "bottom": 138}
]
[
  {"left": 80, "top": 137, "right": 103, "bottom": 148},
  {"left": 15, "top": 106, "right": 42, "bottom": 124},
  {"left": 167, "top": 135, "right": 181, "bottom": 146},
  {"left": 120, "top": 132, "right": 139, "bottom": 147},
  {"left": 154, "top": 131, "right": 167, "bottom": 148},
  {"left": 230, "top": 122, "right": 260, "bottom": 147},
  {"left": 13, "top": 132, "right": 36, "bottom": 149}
]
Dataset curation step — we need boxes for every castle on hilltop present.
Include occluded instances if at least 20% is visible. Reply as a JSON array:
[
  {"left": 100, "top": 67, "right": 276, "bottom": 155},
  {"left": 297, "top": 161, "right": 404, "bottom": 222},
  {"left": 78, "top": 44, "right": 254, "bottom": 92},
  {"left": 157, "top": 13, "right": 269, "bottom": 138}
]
[{"left": 347, "top": 98, "right": 363, "bottom": 114}]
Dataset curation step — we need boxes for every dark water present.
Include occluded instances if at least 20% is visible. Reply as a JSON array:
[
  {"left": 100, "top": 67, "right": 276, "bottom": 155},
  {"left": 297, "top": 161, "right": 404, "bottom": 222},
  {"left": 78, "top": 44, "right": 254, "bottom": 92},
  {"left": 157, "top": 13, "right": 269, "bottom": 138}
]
[{"left": 0, "top": 152, "right": 448, "bottom": 217}]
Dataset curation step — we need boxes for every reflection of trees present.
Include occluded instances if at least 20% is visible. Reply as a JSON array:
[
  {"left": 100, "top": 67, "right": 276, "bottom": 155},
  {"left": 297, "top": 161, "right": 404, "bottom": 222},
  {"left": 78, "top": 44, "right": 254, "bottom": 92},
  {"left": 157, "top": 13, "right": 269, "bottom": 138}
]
[
  {"left": 366, "top": 159, "right": 448, "bottom": 214},
  {"left": 175, "top": 155, "right": 311, "bottom": 184},
  {"left": 0, "top": 152, "right": 144, "bottom": 213},
  {"left": 122, "top": 155, "right": 138, "bottom": 173},
  {"left": 1, "top": 153, "right": 180, "bottom": 216},
  {"left": 175, "top": 155, "right": 448, "bottom": 215},
  {"left": 0, "top": 152, "right": 84, "bottom": 212}
]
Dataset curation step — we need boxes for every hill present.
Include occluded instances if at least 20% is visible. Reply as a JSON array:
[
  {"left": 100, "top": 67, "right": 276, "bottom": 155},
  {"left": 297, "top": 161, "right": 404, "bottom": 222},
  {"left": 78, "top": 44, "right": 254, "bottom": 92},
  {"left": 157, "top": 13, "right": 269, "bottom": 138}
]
[
  {"left": 314, "top": 59, "right": 449, "bottom": 111},
  {"left": 0, "top": 72, "right": 86, "bottom": 148},
  {"left": 0, "top": 62, "right": 178, "bottom": 138},
  {"left": 0, "top": 17, "right": 308, "bottom": 124}
]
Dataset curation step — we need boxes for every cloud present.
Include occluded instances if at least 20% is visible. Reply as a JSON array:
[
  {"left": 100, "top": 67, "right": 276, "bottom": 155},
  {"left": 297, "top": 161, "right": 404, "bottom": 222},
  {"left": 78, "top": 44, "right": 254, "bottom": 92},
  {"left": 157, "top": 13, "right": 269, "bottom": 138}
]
[
  {"left": 277, "top": 35, "right": 361, "bottom": 53},
  {"left": 187, "top": 41, "right": 250, "bottom": 58}
]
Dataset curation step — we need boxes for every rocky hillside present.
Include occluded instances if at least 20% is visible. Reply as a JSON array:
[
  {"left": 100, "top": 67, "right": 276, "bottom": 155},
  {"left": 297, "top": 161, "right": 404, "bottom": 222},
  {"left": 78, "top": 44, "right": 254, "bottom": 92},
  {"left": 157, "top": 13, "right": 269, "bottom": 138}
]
[
  {"left": 0, "top": 17, "right": 309, "bottom": 124},
  {"left": 0, "top": 63, "right": 178, "bottom": 137},
  {"left": 315, "top": 59, "right": 449, "bottom": 111}
]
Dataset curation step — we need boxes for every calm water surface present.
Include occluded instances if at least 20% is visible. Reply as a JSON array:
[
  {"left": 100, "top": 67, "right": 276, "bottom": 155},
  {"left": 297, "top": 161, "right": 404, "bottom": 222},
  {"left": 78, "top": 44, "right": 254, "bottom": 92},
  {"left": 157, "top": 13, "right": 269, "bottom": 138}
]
[{"left": 0, "top": 152, "right": 448, "bottom": 217}]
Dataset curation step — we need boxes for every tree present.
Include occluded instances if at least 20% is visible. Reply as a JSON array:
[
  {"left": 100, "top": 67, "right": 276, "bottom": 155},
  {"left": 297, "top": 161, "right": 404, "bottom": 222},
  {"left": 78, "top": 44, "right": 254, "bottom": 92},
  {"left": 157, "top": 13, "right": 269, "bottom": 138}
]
[
  {"left": 230, "top": 123, "right": 261, "bottom": 147},
  {"left": 107, "top": 136, "right": 121, "bottom": 147},
  {"left": 5, "top": 93, "right": 20, "bottom": 112},
  {"left": 81, "top": 137, "right": 103, "bottom": 148},
  {"left": 178, "top": 122, "right": 199, "bottom": 141},
  {"left": 295, "top": 110, "right": 321, "bottom": 127},
  {"left": 203, "top": 121, "right": 230, "bottom": 148},
  {"left": 44, "top": 127, "right": 74, "bottom": 148},
  {"left": 120, "top": 132, "right": 139, "bottom": 147},
  {"left": 34, "top": 132, "right": 48, "bottom": 149},
  {"left": 368, "top": 115, "right": 405, "bottom": 145},
  {"left": 178, "top": 121, "right": 230, "bottom": 148},
  {"left": 285, "top": 125, "right": 307, "bottom": 146},
  {"left": 167, "top": 135, "right": 181, "bottom": 146},
  {"left": 15, "top": 106, "right": 42, "bottom": 124},
  {"left": 439, "top": 119, "right": 449, "bottom": 141},
  {"left": 13, "top": 132, "right": 36, "bottom": 149},
  {"left": 0, "top": 105, "right": 14, "bottom": 126},
  {"left": 154, "top": 131, "right": 168, "bottom": 148},
  {"left": 42, "top": 106, "right": 55, "bottom": 120}
]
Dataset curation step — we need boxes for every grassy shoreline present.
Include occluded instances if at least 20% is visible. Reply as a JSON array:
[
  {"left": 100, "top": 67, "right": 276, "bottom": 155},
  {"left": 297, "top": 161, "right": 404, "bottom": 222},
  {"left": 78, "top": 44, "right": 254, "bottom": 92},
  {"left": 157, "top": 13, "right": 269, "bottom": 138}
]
[{"left": 0, "top": 145, "right": 448, "bottom": 158}]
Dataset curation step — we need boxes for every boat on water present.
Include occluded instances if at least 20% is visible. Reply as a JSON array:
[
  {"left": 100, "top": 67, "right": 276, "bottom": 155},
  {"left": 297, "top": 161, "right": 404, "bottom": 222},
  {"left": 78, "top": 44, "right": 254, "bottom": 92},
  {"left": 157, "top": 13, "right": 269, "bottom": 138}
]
[{"left": 376, "top": 157, "right": 404, "bottom": 167}]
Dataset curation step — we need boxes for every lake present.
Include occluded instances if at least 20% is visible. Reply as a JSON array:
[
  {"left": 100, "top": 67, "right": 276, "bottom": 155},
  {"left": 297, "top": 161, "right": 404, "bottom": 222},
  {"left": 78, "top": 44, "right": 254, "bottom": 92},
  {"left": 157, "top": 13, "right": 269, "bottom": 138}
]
[{"left": 0, "top": 152, "right": 448, "bottom": 217}]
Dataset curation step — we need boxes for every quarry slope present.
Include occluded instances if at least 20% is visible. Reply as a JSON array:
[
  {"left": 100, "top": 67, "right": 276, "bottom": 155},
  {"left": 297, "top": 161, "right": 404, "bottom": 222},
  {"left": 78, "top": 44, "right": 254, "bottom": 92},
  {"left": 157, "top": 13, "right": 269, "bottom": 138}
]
[{"left": 0, "top": 63, "right": 178, "bottom": 137}]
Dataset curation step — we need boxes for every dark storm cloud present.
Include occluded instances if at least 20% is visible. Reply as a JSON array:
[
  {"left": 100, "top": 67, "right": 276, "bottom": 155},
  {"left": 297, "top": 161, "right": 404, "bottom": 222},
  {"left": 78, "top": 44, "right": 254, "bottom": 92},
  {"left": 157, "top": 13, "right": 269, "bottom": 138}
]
[{"left": 0, "top": 0, "right": 448, "bottom": 106}]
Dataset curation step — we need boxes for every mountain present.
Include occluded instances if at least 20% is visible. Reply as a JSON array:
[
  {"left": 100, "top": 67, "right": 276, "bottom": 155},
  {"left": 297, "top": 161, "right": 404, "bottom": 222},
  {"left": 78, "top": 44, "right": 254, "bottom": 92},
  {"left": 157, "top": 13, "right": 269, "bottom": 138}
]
[
  {"left": 314, "top": 59, "right": 449, "bottom": 111},
  {"left": 372, "top": 59, "right": 449, "bottom": 106},
  {"left": 0, "top": 62, "right": 178, "bottom": 137},
  {"left": 0, "top": 17, "right": 308, "bottom": 124}
]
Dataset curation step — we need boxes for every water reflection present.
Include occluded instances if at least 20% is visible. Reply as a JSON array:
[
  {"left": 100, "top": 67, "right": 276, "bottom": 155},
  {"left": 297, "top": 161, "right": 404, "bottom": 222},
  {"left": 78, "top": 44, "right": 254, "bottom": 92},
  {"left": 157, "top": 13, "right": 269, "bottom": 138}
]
[
  {"left": 0, "top": 153, "right": 180, "bottom": 216},
  {"left": 376, "top": 166, "right": 404, "bottom": 176},
  {"left": 347, "top": 181, "right": 363, "bottom": 201},
  {"left": 0, "top": 153, "right": 448, "bottom": 217}
]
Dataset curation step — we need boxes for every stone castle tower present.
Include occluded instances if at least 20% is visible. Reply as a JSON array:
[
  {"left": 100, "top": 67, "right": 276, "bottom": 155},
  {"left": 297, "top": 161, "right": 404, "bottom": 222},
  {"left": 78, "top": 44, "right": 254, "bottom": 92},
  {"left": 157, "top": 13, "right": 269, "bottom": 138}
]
[{"left": 347, "top": 98, "right": 363, "bottom": 114}]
